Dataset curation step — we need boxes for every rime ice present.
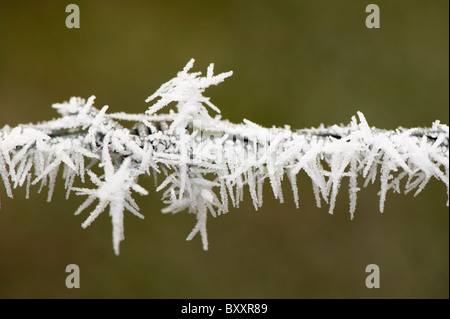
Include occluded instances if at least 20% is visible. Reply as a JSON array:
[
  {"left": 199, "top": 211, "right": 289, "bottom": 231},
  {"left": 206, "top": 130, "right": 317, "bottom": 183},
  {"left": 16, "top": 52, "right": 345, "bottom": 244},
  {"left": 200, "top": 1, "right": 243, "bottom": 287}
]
[{"left": 0, "top": 59, "right": 448, "bottom": 254}]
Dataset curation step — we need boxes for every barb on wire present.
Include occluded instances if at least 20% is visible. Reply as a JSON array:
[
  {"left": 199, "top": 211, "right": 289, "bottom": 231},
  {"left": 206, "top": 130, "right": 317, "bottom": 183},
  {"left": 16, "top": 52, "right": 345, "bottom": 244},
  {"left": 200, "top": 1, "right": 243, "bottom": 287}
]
[{"left": 0, "top": 59, "right": 448, "bottom": 254}]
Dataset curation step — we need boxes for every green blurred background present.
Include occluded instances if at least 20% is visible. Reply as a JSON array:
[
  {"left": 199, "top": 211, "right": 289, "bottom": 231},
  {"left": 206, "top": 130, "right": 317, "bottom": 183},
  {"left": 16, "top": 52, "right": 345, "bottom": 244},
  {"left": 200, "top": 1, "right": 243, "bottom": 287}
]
[{"left": 0, "top": 0, "right": 448, "bottom": 299}]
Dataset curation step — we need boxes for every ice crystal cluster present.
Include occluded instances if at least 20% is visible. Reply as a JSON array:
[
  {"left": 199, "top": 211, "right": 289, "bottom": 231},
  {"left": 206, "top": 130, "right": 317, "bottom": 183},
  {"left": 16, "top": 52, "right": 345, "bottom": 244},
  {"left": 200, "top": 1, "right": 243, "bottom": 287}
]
[{"left": 0, "top": 59, "right": 448, "bottom": 254}]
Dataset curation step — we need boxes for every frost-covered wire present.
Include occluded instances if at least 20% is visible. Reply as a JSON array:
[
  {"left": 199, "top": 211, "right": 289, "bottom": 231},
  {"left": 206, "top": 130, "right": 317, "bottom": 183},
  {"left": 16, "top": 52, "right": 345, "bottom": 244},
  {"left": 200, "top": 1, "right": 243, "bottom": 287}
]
[{"left": 0, "top": 59, "right": 448, "bottom": 254}]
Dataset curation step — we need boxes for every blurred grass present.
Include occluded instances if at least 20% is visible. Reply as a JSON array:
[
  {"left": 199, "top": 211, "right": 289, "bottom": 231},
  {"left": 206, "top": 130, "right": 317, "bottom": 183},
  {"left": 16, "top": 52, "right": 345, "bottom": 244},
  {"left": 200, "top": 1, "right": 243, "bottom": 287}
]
[{"left": 0, "top": 0, "right": 448, "bottom": 298}]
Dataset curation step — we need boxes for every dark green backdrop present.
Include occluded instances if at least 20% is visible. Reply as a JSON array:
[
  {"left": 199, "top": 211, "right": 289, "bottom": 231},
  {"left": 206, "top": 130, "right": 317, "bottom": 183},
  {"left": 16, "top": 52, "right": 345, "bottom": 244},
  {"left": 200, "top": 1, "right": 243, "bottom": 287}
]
[{"left": 0, "top": 0, "right": 448, "bottom": 298}]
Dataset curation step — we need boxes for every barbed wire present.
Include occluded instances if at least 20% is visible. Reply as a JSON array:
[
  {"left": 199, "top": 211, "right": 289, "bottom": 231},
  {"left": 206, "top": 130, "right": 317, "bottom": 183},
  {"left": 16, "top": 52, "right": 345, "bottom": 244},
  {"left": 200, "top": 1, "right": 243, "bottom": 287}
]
[{"left": 1, "top": 59, "right": 448, "bottom": 254}]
